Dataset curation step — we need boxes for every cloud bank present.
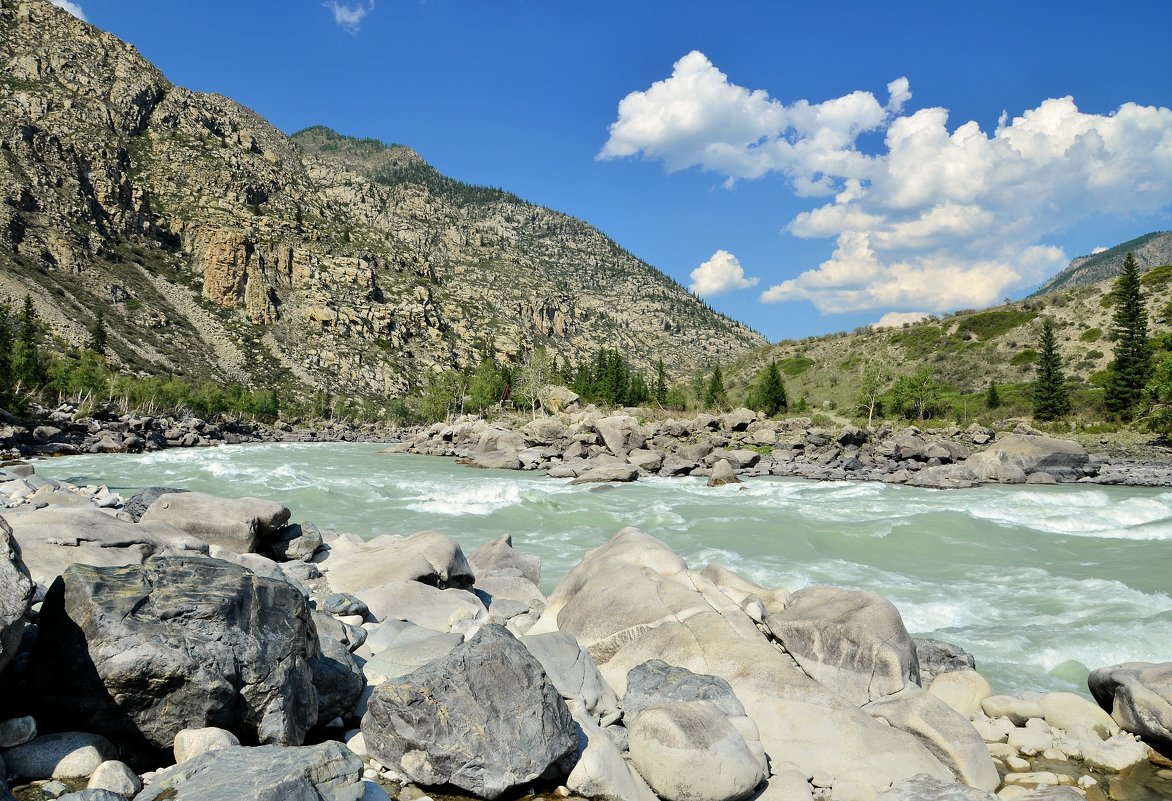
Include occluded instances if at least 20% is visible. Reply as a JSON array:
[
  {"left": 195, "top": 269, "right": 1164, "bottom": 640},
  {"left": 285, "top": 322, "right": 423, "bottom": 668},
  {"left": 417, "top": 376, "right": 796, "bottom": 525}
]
[
  {"left": 689, "top": 250, "right": 759, "bottom": 296},
  {"left": 324, "top": 0, "right": 374, "bottom": 34},
  {"left": 49, "top": 0, "right": 85, "bottom": 21},
  {"left": 600, "top": 52, "right": 1172, "bottom": 314}
]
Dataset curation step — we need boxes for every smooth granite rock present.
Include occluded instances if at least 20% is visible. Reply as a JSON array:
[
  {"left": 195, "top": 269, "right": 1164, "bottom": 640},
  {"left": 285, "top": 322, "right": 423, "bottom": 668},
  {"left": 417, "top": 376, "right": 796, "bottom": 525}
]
[
  {"left": 628, "top": 700, "right": 767, "bottom": 801},
  {"left": 768, "top": 585, "right": 920, "bottom": 706},
  {"left": 139, "top": 492, "right": 290, "bottom": 553},
  {"left": 1089, "top": 661, "right": 1172, "bottom": 756}
]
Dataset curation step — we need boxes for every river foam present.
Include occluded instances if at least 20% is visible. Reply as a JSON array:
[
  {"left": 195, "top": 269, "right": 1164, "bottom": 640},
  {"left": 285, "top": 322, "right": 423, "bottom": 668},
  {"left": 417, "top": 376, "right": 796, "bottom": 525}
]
[{"left": 41, "top": 442, "right": 1172, "bottom": 696}]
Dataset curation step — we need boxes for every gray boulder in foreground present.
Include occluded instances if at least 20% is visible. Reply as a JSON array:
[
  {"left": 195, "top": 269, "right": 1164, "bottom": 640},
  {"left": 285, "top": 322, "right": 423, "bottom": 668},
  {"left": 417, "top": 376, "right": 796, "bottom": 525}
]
[
  {"left": 34, "top": 557, "right": 318, "bottom": 755},
  {"left": 915, "top": 638, "right": 976, "bottom": 688},
  {"left": 134, "top": 742, "right": 362, "bottom": 801},
  {"left": 1089, "top": 661, "right": 1172, "bottom": 756},
  {"left": 361, "top": 624, "right": 577, "bottom": 799},
  {"left": 0, "top": 515, "right": 34, "bottom": 677},
  {"left": 139, "top": 491, "right": 290, "bottom": 553}
]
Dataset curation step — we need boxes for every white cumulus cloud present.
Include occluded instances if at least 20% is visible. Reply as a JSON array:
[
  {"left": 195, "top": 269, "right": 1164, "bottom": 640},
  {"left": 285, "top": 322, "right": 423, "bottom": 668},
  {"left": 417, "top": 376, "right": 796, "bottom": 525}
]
[
  {"left": 873, "top": 311, "right": 930, "bottom": 329},
  {"left": 601, "top": 52, "right": 1172, "bottom": 315},
  {"left": 49, "top": 0, "right": 86, "bottom": 20},
  {"left": 689, "top": 250, "right": 759, "bottom": 296},
  {"left": 324, "top": 0, "right": 374, "bottom": 34}
]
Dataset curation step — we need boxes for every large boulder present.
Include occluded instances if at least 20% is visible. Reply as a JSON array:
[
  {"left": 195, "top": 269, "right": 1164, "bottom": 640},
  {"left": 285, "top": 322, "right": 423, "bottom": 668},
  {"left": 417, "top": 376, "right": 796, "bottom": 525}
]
[
  {"left": 570, "top": 463, "right": 640, "bottom": 484},
  {"left": 527, "top": 529, "right": 951, "bottom": 796},
  {"left": 1089, "top": 661, "right": 1172, "bottom": 756},
  {"left": 592, "top": 415, "right": 645, "bottom": 457},
  {"left": 624, "top": 659, "right": 745, "bottom": 719},
  {"left": 321, "top": 531, "right": 475, "bottom": 595},
  {"left": 139, "top": 492, "right": 290, "bottom": 553},
  {"left": 0, "top": 516, "right": 34, "bottom": 677},
  {"left": 361, "top": 621, "right": 462, "bottom": 684},
  {"left": 361, "top": 624, "right": 577, "bottom": 799},
  {"left": 863, "top": 686, "right": 1000, "bottom": 791},
  {"left": 2, "top": 506, "right": 208, "bottom": 585},
  {"left": 468, "top": 534, "right": 542, "bottom": 586},
  {"left": 522, "top": 631, "right": 620, "bottom": 725},
  {"left": 1, "top": 732, "right": 116, "bottom": 780},
  {"left": 767, "top": 585, "right": 920, "bottom": 706},
  {"left": 965, "top": 434, "right": 1090, "bottom": 480},
  {"left": 355, "top": 580, "right": 486, "bottom": 631},
  {"left": 33, "top": 557, "right": 319, "bottom": 760},
  {"left": 565, "top": 702, "right": 657, "bottom": 801},
  {"left": 628, "top": 700, "right": 767, "bottom": 801},
  {"left": 311, "top": 612, "right": 365, "bottom": 724},
  {"left": 134, "top": 742, "right": 362, "bottom": 801}
]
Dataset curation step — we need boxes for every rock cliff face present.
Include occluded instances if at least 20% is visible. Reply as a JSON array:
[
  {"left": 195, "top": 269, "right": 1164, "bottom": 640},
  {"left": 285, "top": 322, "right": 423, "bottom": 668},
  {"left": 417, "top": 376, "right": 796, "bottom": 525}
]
[{"left": 0, "top": 0, "right": 763, "bottom": 396}]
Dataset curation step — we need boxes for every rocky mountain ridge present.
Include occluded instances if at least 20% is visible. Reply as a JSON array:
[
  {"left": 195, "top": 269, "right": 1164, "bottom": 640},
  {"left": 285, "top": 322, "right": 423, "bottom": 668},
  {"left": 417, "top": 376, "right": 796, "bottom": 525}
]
[
  {"left": 0, "top": 0, "right": 763, "bottom": 400},
  {"left": 1032, "top": 231, "right": 1172, "bottom": 296}
]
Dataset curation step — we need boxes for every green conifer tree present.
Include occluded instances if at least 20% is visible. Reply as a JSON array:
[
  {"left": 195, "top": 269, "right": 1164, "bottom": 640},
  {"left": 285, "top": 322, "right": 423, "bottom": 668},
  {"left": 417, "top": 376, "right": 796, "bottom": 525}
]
[
  {"left": 654, "top": 359, "right": 667, "bottom": 406},
  {"left": 88, "top": 309, "right": 108, "bottom": 355},
  {"left": 1032, "top": 318, "right": 1071, "bottom": 421},
  {"left": 985, "top": 381, "right": 1001, "bottom": 410},
  {"left": 12, "top": 295, "right": 45, "bottom": 388},
  {"left": 1105, "top": 252, "right": 1152, "bottom": 418},
  {"left": 0, "top": 301, "right": 13, "bottom": 407},
  {"left": 704, "top": 364, "right": 727, "bottom": 409},
  {"left": 747, "top": 361, "right": 787, "bottom": 417}
]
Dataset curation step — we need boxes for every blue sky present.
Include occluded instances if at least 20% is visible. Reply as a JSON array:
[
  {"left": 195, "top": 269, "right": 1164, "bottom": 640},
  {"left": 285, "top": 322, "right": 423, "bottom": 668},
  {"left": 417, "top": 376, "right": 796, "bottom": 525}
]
[{"left": 60, "top": 0, "right": 1172, "bottom": 342}]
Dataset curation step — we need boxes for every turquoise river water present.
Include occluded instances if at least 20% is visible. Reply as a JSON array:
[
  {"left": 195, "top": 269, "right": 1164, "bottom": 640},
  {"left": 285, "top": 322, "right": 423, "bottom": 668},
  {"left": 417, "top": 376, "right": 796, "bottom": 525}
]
[{"left": 38, "top": 442, "right": 1172, "bottom": 698}]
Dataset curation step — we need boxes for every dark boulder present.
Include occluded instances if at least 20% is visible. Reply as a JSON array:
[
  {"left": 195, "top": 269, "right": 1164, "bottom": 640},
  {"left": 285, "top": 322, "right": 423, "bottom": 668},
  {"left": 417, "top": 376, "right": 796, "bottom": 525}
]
[
  {"left": 361, "top": 624, "right": 577, "bottom": 799},
  {"left": 0, "top": 515, "right": 34, "bottom": 677},
  {"left": 34, "top": 557, "right": 318, "bottom": 764}
]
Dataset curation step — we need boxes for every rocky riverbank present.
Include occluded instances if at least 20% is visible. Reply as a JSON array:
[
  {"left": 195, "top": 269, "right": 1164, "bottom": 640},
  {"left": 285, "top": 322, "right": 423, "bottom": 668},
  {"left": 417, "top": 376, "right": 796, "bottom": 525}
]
[
  {"left": 1, "top": 465, "right": 1170, "bottom": 801},
  {"left": 0, "top": 403, "right": 396, "bottom": 460},
  {"left": 387, "top": 408, "right": 1172, "bottom": 490}
]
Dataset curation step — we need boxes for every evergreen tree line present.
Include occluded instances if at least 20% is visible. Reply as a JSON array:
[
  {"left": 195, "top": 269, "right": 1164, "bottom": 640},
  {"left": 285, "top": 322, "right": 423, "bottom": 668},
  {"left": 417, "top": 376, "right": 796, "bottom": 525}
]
[{"left": 0, "top": 294, "right": 281, "bottom": 422}]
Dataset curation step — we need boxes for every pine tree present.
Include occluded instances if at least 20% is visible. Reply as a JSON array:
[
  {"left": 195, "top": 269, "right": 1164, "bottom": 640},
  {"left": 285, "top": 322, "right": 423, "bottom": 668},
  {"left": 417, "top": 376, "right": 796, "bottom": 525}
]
[
  {"left": 0, "top": 301, "right": 13, "bottom": 407},
  {"left": 1105, "top": 252, "right": 1152, "bottom": 418},
  {"left": 88, "top": 309, "right": 108, "bottom": 355},
  {"left": 1032, "top": 318, "right": 1070, "bottom": 421},
  {"left": 653, "top": 360, "right": 667, "bottom": 406},
  {"left": 747, "top": 361, "right": 787, "bottom": 417},
  {"left": 12, "top": 295, "right": 45, "bottom": 388},
  {"left": 985, "top": 381, "right": 1001, "bottom": 410},
  {"left": 704, "top": 364, "right": 727, "bottom": 409}
]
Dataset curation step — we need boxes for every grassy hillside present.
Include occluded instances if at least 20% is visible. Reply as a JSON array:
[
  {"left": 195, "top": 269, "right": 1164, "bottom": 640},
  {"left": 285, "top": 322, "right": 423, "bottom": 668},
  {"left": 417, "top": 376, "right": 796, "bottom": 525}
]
[{"left": 722, "top": 263, "right": 1172, "bottom": 429}]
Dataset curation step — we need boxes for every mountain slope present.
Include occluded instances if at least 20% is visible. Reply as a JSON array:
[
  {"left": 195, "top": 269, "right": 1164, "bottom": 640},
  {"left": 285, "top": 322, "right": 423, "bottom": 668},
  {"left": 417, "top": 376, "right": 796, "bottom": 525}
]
[
  {"left": 0, "top": 0, "right": 763, "bottom": 399},
  {"left": 1032, "top": 231, "right": 1172, "bottom": 296},
  {"left": 725, "top": 249, "right": 1172, "bottom": 417}
]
